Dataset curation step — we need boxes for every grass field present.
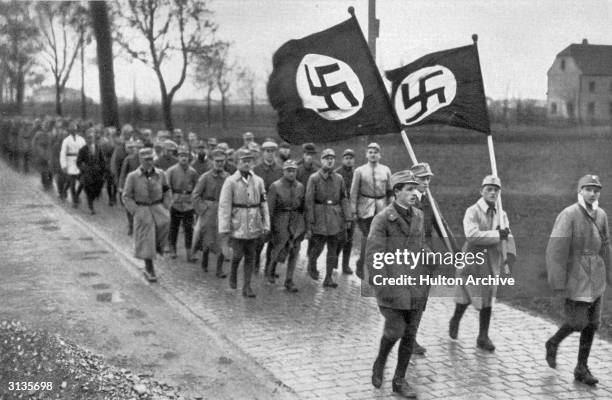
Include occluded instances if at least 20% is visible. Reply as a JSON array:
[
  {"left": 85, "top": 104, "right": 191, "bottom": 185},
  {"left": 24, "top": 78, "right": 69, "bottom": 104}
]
[{"left": 176, "top": 121, "right": 612, "bottom": 339}]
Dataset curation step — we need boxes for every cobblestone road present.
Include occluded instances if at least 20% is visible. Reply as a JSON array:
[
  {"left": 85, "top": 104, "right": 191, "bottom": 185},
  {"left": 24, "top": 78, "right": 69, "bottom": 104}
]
[{"left": 9, "top": 166, "right": 612, "bottom": 400}]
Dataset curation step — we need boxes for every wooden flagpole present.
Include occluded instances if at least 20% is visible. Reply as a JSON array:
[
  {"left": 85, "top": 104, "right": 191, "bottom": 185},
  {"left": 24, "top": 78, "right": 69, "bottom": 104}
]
[{"left": 473, "top": 34, "right": 510, "bottom": 274}]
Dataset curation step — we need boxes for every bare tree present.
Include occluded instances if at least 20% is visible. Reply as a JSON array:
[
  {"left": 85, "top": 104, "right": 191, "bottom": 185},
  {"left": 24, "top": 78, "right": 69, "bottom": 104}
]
[
  {"left": 112, "top": 0, "right": 218, "bottom": 130},
  {"left": 237, "top": 66, "right": 257, "bottom": 120},
  {"left": 0, "top": 1, "right": 41, "bottom": 113},
  {"left": 192, "top": 41, "right": 228, "bottom": 127},
  {"left": 212, "top": 44, "right": 234, "bottom": 129},
  {"left": 90, "top": 1, "right": 119, "bottom": 128}
]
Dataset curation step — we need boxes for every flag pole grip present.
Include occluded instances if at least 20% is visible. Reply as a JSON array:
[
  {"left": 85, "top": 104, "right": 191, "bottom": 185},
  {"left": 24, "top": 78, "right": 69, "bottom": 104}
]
[
  {"left": 400, "top": 130, "right": 453, "bottom": 253},
  {"left": 487, "top": 135, "right": 510, "bottom": 274}
]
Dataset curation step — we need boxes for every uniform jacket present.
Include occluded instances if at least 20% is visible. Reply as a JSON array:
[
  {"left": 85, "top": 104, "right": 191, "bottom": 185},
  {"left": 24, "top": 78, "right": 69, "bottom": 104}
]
[
  {"left": 119, "top": 154, "right": 141, "bottom": 191},
  {"left": 350, "top": 163, "right": 392, "bottom": 219},
  {"left": 334, "top": 165, "right": 354, "bottom": 196},
  {"left": 415, "top": 192, "right": 459, "bottom": 251},
  {"left": 192, "top": 169, "right": 229, "bottom": 252},
  {"left": 366, "top": 203, "right": 428, "bottom": 310},
  {"left": 165, "top": 163, "right": 199, "bottom": 212},
  {"left": 546, "top": 201, "right": 612, "bottom": 302},
  {"left": 31, "top": 129, "right": 51, "bottom": 168},
  {"left": 76, "top": 144, "right": 106, "bottom": 195},
  {"left": 154, "top": 154, "right": 178, "bottom": 171},
  {"left": 268, "top": 177, "right": 306, "bottom": 242},
  {"left": 59, "top": 134, "right": 86, "bottom": 175},
  {"left": 190, "top": 155, "right": 210, "bottom": 176},
  {"left": 218, "top": 171, "right": 270, "bottom": 240},
  {"left": 110, "top": 144, "right": 128, "bottom": 180},
  {"left": 253, "top": 161, "right": 283, "bottom": 190},
  {"left": 305, "top": 169, "right": 351, "bottom": 236},
  {"left": 296, "top": 159, "right": 320, "bottom": 187}
]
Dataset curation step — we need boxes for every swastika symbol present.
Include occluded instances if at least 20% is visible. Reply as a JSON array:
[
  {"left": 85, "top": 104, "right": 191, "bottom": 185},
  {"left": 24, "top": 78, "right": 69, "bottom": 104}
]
[
  {"left": 401, "top": 70, "right": 446, "bottom": 123},
  {"left": 305, "top": 63, "right": 359, "bottom": 113}
]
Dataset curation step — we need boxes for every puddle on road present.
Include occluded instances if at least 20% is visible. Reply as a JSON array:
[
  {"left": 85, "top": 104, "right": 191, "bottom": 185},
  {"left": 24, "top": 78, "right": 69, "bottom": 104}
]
[
  {"left": 92, "top": 283, "right": 111, "bottom": 290},
  {"left": 96, "top": 291, "right": 123, "bottom": 303},
  {"left": 79, "top": 272, "right": 99, "bottom": 278},
  {"left": 126, "top": 308, "right": 147, "bottom": 319}
]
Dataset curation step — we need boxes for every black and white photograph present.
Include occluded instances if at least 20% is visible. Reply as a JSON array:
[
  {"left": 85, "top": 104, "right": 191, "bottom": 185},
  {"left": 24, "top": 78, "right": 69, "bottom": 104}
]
[{"left": 0, "top": 1, "right": 611, "bottom": 399}]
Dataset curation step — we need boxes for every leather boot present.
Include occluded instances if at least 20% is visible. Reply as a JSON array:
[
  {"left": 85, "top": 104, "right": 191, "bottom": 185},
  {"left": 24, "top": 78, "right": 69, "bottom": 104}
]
[
  {"left": 186, "top": 249, "right": 197, "bottom": 263},
  {"left": 215, "top": 254, "right": 227, "bottom": 278},
  {"left": 392, "top": 378, "right": 417, "bottom": 399},
  {"left": 372, "top": 336, "right": 396, "bottom": 388},
  {"left": 574, "top": 364, "right": 598, "bottom": 386},
  {"left": 201, "top": 250, "right": 209, "bottom": 272},
  {"left": 229, "top": 260, "right": 238, "bottom": 289},
  {"left": 143, "top": 259, "right": 157, "bottom": 282},
  {"left": 242, "top": 285, "right": 256, "bottom": 298},
  {"left": 476, "top": 307, "right": 495, "bottom": 352},
  {"left": 574, "top": 324, "right": 597, "bottom": 385},
  {"left": 307, "top": 259, "right": 319, "bottom": 280},
  {"left": 284, "top": 280, "right": 298, "bottom": 293},
  {"left": 545, "top": 323, "right": 574, "bottom": 369},
  {"left": 322, "top": 265, "right": 337, "bottom": 288},
  {"left": 449, "top": 303, "right": 468, "bottom": 339}
]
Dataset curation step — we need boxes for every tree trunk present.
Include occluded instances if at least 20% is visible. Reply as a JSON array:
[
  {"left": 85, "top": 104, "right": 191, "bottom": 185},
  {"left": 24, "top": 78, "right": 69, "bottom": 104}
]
[
  {"left": 90, "top": 1, "right": 119, "bottom": 128},
  {"left": 55, "top": 80, "right": 62, "bottom": 116},
  {"left": 161, "top": 93, "right": 174, "bottom": 131},
  {"left": 250, "top": 89, "right": 255, "bottom": 120},
  {"left": 221, "top": 94, "right": 227, "bottom": 128},
  {"left": 15, "top": 65, "right": 25, "bottom": 115},
  {"left": 80, "top": 34, "right": 87, "bottom": 120},
  {"left": 206, "top": 88, "right": 212, "bottom": 127}
]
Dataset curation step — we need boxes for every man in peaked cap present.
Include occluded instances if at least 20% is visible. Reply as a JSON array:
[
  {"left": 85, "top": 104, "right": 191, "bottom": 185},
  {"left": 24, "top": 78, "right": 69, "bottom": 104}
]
[
  {"left": 367, "top": 170, "right": 433, "bottom": 398},
  {"left": 449, "top": 175, "right": 516, "bottom": 352},
  {"left": 305, "top": 148, "right": 352, "bottom": 287},
  {"left": 218, "top": 148, "right": 270, "bottom": 298},
  {"left": 240, "top": 131, "right": 259, "bottom": 152},
  {"left": 155, "top": 140, "right": 179, "bottom": 171},
  {"left": 350, "top": 142, "right": 393, "bottom": 279},
  {"left": 296, "top": 142, "right": 320, "bottom": 187},
  {"left": 192, "top": 148, "right": 230, "bottom": 277},
  {"left": 166, "top": 145, "right": 199, "bottom": 262},
  {"left": 335, "top": 148, "right": 356, "bottom": 275},
  {"left": 278, "top": 141, "right": 292, "bottom": 163},
  {"left": 266, "top": 159, "right": 306, "bottom": 292},
  {"left": 122, "top": 147, "right": 171, "bottom": 282},
  {"left": 190, "top": 139, "right": 210, "bottom": 177},
  {"left": 545, "top": 174, "right": 611, "bottom": 386}
]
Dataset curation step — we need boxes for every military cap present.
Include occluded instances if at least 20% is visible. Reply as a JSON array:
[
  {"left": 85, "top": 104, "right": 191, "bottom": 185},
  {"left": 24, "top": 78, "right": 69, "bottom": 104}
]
[
  {"left": 482, "top": 175, "right": 502, "bottom": 188},
  {"left": 578, "top": 174, "right": 602, "bottom": 190},
  {"left": 138, "top": 147, "right": 154, "bottom": 159},
  {"left": 195, "top": 139, "right": 207, "bottom": 148},
  {"left": 279, "top": 141, "right": 291, "bottom": 149},
  {"left": 243, "top": 131, "right": 254, "bottom": 139},
  {"left": 121, "top": 124, "right": 134, "bottom": 135},
  {"left": 282, "top": 159, "right": 298, "bottom": 170},
  {"left": 302, "top": 142, "right": 317, "bottom": 154},
  {"left": 236, "top": 148, "right": 255, "bottom": 160},
  {"left": 163, "top": 139, "right": 178, "bottom": 151},
  {"left": 410, "top": 162, "right": 434, "bottom": 178},
  {"left": 217, "top": 142, "right": 229, "bottom": 151},
  {"left": 390, "top": 170, "right": 419, "bottom": 188},
  {"left": 367, "top": 142, "right": 381, "bottom": 152},
  {"left": 210, "top": 149, "right": 227, "bottom": 160},
  {"left": 177, "top": 145, "right": 190, "bottom": 155},
  {"left": 207, "top": 137, "right": 218, "bottom": 146},
  {"left": 343, "top": 149, "right": 355, "bottom": 157},
  {"left": 321, "top": 148, "right": 336, "bottom": 159},
  {"left": 261, "top": 140, "right": 278, "bottom": 150}
]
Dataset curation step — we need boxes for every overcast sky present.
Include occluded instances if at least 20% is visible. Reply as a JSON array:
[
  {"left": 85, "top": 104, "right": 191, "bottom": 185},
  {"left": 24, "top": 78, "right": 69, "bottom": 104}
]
[{"left": 66, "top": 0, "right": 611, "bottom": 104}]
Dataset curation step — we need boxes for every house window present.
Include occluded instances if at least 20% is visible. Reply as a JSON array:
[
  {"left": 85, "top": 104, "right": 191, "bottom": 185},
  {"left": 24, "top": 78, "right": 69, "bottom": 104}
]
[
  {"left": 551, "top": 102, "right": 557, "bottom": 115},
  {"left": 589, "top": 81, "right": 595, "bottom": 92},
  {"left": 587, "top": 102, "right": 595, "bottom": 116},
  {"left": 560, "top": 59, "right": 565, "bottom": 70}
]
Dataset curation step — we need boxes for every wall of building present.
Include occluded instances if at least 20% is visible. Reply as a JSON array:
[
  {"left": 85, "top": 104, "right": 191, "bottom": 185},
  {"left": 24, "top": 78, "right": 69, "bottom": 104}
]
[
  {"left": 579, "top": 75, "right": 612, "bottom": 124},
  {"left": 547, "top": 56, "right": 581, "bottom": 120}
]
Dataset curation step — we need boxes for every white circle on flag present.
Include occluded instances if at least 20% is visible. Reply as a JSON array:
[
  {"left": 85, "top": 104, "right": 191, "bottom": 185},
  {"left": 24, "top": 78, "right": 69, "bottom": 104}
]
[
  {"left": 296, "top": 54, "right": 364, "bottom": 120},
  {"left": 394, "top": 65, "right": 457, "bottom": 125}
]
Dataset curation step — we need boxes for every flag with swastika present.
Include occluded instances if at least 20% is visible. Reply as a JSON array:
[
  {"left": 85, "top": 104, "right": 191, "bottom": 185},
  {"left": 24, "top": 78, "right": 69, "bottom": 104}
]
[
  {"left": 385, "top": 44, "right": 491, "bottom": 135},
  {"left": 267, "top": 15, "right": 400, "bottom": 144}
]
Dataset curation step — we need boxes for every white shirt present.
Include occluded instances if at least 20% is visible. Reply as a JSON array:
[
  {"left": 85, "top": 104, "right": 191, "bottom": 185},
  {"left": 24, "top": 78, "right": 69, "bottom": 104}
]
[{"left": 59, "top": 134, "right": 86, "bottom": 175}]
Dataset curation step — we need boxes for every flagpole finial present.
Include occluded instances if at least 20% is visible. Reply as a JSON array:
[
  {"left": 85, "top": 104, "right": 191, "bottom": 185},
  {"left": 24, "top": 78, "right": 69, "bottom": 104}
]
[
  {"left": 348, "top": 6, "right": 355, "bottom": 16},
  {"left": 472, "top": 34, "right": 478, "bottom": 44}
]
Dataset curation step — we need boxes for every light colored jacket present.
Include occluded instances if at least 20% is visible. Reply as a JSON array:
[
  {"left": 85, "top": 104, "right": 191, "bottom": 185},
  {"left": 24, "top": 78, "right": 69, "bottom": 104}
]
[
  {"left": 218, "top": 171, "right": 270, "bottom": 239},
  {"left": 350, "top": 163, "right": 392, "bottom": 219},
  {"left": 546, "top": 202, "right": 612, "bottom": 302},
  {"left": 59, "top": 134, "right": 86, "bottom": 175}
]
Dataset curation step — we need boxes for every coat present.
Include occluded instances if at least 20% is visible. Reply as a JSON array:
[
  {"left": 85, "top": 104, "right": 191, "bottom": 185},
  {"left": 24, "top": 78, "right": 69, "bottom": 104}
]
[
  {"left": 122, "top": 167, "right": 171, "bottom": 260},
  {"left": 110, "top": 144, "right": 128, "bottom": 182},
  {"left": 455, "top": 197, "right": 517, "bottom": 309},
  {"left": 546, "top": 202, "right": 612, "bottom": 302},
  {"left": 165, "top": 163, "right": 199, "bottom": 212},
  {"left": 305, "top": 169, "right": 351, "bottom": 236},
  {"left": 31, "top": 129, "right": 51, "bottom": 170},
  {"left": 366, "top": 203, "right": 428, "bottom": 310},
  {"left": 253, "top": 161, "right": 283, "bottom": 190},
  {"left": 218, "top": 171, "right": 270, "bottom": 240},
  {"left": 76, "top": 144, "right": 106, "bottom": 199},
  {"left": 268, "top": 177, "right": 306, "bottom": 262},
  {"left": 350, "top": 163, "right": 392, "bottom": 220},
  {"left": 119, "top": 154, "right": 141, "bottom": 191},
  {"left": 191, "top": 169, "right": 229, "bottom": 253},
  {"left": 59, "top": 134, "right": 86, "bottom": 175}
]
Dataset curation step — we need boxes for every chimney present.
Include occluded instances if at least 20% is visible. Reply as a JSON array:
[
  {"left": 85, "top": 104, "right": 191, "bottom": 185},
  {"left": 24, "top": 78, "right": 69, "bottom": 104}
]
[{"left": 582, "top": 38, "right": 589, "bottom": 45}]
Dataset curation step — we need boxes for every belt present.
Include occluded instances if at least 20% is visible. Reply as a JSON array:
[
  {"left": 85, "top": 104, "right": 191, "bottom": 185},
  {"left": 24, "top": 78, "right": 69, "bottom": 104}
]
[
  {"left": 202, "top": 197, "right": 217, "bottom": 201},
  {"left": 360, "top": 193, "right": 386, "bottom": 199},
  {"left": 278, "top": 207, "right": 303, "bottom": 212},
  {"left": 315, "top": 199, "right": 338, "bottom": 205},
  {"left": 136, "top": 200, "right": 163, "bottom": 206},
  {"left": 66, "top": 153, "right": 78, "bottom": 156},
  {"left": 580, "top": 250, "right": 597, "bottom": 256},
  {"left": 173, "top": 189, "right": 192, "bottom": 195},
  {"left": 232, "top": 203, "right": 260, "bottom": 208}
]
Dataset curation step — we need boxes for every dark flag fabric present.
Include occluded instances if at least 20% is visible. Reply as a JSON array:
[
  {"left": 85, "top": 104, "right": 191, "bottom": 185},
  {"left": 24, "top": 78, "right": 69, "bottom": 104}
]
[
  {"left": 267, "top": 16, "right": 400, "bottom": 144},
  {"left": 385, "top": 44, "right": 491, "bottom": 135}
]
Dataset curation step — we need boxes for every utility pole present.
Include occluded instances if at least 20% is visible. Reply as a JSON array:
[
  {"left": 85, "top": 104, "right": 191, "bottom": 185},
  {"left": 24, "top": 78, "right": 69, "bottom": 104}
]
[{"left": 368, "top": 0, "right": 379, "bottom": 61}]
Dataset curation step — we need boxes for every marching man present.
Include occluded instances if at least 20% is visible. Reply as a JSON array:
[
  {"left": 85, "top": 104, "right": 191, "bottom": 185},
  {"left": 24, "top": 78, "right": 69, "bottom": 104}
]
[
  {"left": 59, "top": 122, "right": 86, "bottom": 208},
  {"left": 449, "top": 175, "right": 516, "bottom": 351},
  {"left": 122, "top": 148, "right": 171, "bottom": 282},
  {"left": 545, "top": 174, "right": 612, "bottom": 385},
  {"left": 218, "top": 149, "right": 270, "bottom": 298}
]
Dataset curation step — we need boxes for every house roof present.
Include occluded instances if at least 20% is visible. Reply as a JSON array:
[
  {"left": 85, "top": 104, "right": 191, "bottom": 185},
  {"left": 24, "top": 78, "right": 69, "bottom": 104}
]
[{"left": 558, "top": 43, "right": 612, "bottom": 76}]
